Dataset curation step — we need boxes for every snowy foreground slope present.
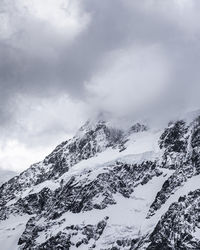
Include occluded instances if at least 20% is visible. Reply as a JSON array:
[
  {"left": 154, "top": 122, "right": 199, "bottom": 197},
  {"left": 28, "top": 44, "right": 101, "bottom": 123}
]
[{"left": 0, "top": 115, "right": 200, "bottom": 249}]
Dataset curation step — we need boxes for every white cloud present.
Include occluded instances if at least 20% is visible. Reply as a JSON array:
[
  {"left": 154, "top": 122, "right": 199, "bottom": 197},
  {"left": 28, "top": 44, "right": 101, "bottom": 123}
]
[
  {"left": 0, "top": 140, "right": 52, "bottom": 171},
  {"left": 0, "top": 0, "right": 90, "bottom": 43},
  {"left": 0, "top": 95, "right": 87, "bottom": 171},
  {"left": 86, "top": 45, "right": 170, "bottom": 119},
  {"left": 12, "top": 94, "right": 87, "bottom": 145},
  {"left": 18, "top": 0, "right": 90, "bottom": 35}
]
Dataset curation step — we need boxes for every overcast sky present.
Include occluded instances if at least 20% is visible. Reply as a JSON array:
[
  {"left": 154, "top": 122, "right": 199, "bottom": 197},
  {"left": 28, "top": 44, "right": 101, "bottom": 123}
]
[{"left": 1, "top": 0, "right": 200, "bottom": 171}]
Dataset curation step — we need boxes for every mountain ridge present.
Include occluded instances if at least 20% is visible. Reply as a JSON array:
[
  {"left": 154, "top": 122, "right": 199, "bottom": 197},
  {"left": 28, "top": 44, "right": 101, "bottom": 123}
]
[{"left": 0, "top": 114, "right": 200, "bottom": 249}]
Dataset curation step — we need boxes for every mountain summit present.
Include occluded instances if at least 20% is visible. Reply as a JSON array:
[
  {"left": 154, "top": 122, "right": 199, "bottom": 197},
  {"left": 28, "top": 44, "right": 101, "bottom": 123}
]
[{"left": 0, "top": 114, "right": 200, "bottom": 249}]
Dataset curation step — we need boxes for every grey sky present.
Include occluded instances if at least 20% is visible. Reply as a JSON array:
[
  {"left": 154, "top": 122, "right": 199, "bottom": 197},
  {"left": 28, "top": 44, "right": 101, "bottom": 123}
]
[{"left": 0, "top": 0, "right": 200, "bottom": 170}]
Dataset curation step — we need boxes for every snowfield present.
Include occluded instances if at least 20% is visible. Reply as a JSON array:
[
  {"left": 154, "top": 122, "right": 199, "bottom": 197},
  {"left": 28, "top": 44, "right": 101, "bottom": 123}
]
[{"left": 0, "top": 215, "right": 30, "bottom": 250}]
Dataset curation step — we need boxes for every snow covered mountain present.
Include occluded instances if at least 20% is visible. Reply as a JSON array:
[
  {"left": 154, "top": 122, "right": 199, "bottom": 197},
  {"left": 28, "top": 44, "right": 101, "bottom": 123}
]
[{"left": 0, "top": 114, "right": 200, "bottom": 249}]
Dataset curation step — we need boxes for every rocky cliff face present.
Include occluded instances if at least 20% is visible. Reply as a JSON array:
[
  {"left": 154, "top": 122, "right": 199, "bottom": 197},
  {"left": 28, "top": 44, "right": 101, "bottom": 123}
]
[{"left": 0, "top": 115, "right": 200, "bottom": 250}]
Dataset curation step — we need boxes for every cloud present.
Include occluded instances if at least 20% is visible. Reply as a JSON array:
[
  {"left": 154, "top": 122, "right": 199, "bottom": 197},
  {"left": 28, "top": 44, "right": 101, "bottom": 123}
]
[
  {"left": 1, "top": 0, "right": 200, "bottom": 119},
  {"left": 0, "top": 94, "right": 87, "bottom": 171},
  {"left": 1, "top": 0, "right": 200, "bottom": 170},
  {"left": 0, "top": 94, "right": 87, "bottom": 145},
  {"left": 84, "top": 0, "right": 200, "bottom": 121},
  {"left": 86, "top": 45, "right": 171, "bottom": 119}
]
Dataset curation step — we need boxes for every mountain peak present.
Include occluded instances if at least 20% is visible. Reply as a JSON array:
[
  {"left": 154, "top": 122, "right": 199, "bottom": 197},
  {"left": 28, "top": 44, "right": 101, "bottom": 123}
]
[{"left": 0, "top": 114, "right": 200, "bottom": 249}]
